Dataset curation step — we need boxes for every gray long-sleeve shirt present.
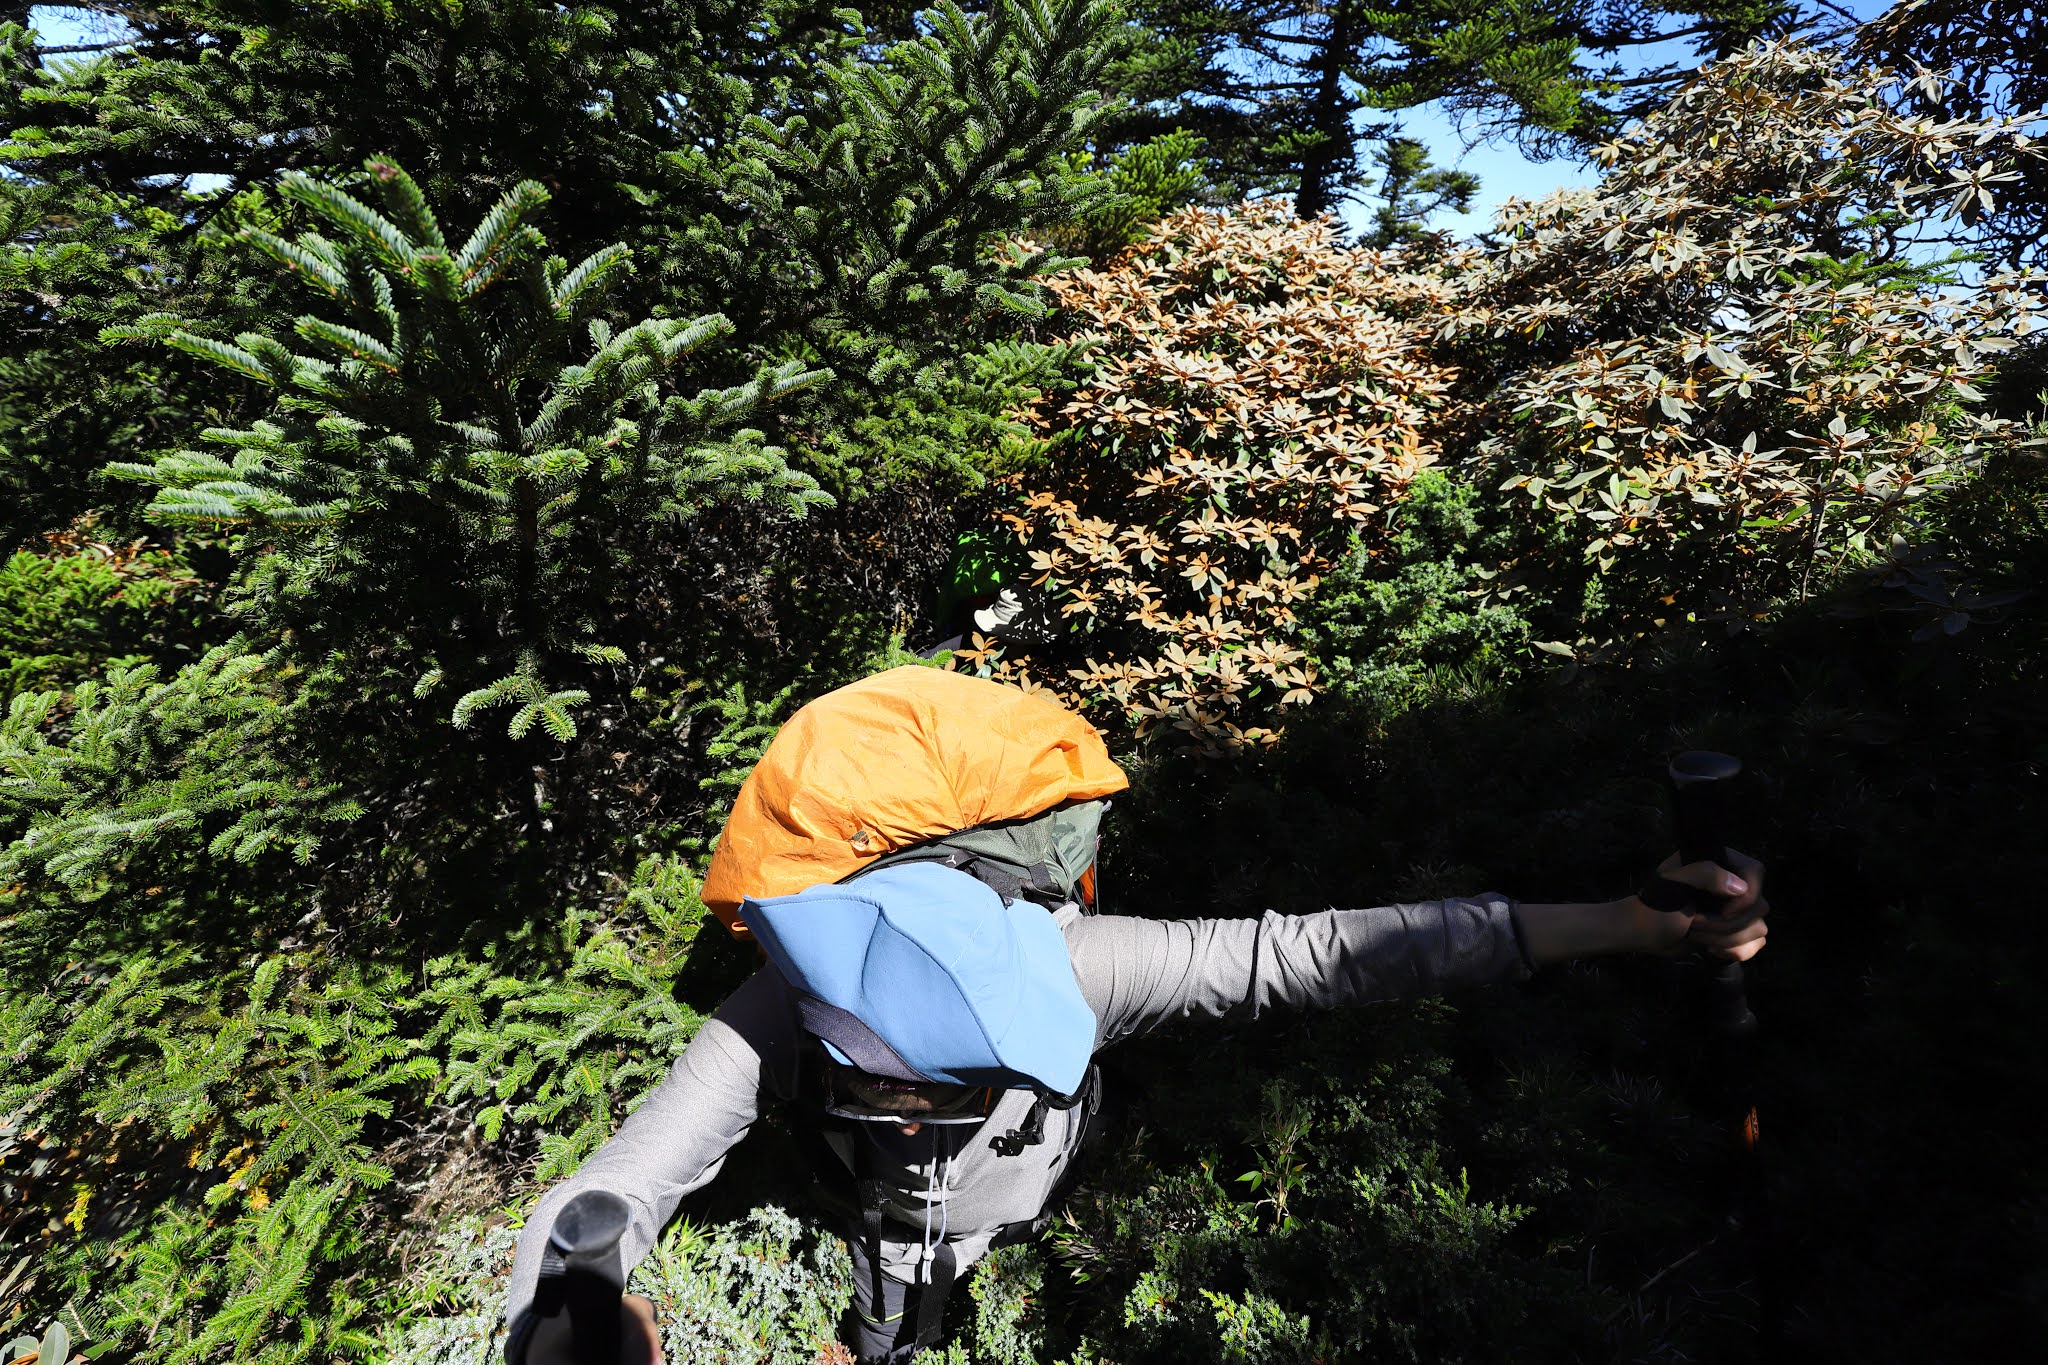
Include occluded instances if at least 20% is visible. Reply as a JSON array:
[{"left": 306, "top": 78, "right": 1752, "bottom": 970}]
[{"left": 504, "top": 896, "right": 1533, "bottom": 1334}]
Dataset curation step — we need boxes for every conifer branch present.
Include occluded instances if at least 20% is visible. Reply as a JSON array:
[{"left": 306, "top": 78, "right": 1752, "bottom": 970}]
[{"left": 104, "top": 158, "right": 835, "bottom": 738}]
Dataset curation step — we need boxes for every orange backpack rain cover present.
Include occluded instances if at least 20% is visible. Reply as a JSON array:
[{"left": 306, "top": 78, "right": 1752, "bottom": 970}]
[{"left": 701, "top": 666, "right": 1128, "bottom": 939}]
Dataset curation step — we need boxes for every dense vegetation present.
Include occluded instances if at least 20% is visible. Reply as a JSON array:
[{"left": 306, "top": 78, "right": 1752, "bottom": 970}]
[{"left": 3, "top": 1, "right": 2044, "bottom": 1361}]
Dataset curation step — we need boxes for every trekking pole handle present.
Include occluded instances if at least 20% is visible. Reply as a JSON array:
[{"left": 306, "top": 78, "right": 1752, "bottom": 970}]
[
  {"left": 1667, "top": 751, "right": 1758, "bottom": 1038},
  {"left": 539, "top": 1190, "right": 632, "bottom": 1365}
]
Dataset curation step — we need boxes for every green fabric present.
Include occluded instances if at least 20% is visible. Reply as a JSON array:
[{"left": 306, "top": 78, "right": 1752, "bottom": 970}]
[{"left": 867, "top": 800, "right": 1105, "bottom": 905}]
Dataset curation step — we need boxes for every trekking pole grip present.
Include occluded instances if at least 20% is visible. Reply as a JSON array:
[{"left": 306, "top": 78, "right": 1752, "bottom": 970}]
[
  {"left": 541, "top": 1190, "right": 632, "bottom": 1365},
  {"left": 1667, "top": 750, "right": 1758, "bottom": 1038}
]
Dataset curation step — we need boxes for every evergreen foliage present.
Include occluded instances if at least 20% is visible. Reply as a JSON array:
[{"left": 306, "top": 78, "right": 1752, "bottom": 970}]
[
  {"left": 0, "top": 767, "right": 729, "bottom": 1359},
  {"left": 1050, "top": 127, "right": 1216, "bottom": 262},
  {"left": 1357, "top": 137, "right": 1479, "bottom": 249},
  {"left": 0, "top": 647, "right": 353, "bottom": 910},
  {"left": 4, "top": 0, "right": 1117, "bottom": 555},
  {"left": 1, "top": 4, "right": 1123, "bottom": 1353},
  {"left": 1100, "top": 0, "right": 1799, "bottom": 216},
  {"left": 1, "top": 23, "right": 261, "bottom": 544},
  {"left": 109, "top": 155, "right": 829, "bottom": 738},
  {"left": 626, "top": 1207, "right": 853, "bottom": 1364},
  {"left": 0, "top": 523, "right": 210, "bottom": 698},
  {"left": 1304, "top": 469, "right": 1532, "bottom": 724}
]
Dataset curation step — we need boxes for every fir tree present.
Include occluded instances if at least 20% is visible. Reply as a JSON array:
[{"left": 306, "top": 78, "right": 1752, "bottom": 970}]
[
  {"left": 7, "top": 1, "right": 1114, "bottom": 456},
  {"left": 1099, "top": 0, "right": 1802, "bottom": 216},
  {"left": 109, "top": 156, "right": 829, "bottom": 740},
  {"left": 2, "top": 2, "right": 1125, "bottom": 931},
  {"left": 1, "top": 22, "right": 268, "bottom": 544},
  {"left": 1358, "top": 134, "right": 1479, "bottom": 246}
]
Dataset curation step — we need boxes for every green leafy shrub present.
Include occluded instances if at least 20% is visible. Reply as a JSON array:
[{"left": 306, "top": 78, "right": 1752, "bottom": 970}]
[
  {"left": 376, "top": 1208, "right": 852, "bottom": 1365},
  {"left": 1079, "top": 499, "right": 2048, "bottom": 1359},
  {"left": 3, "top": 1317, "right": 91, "bottom": 1364},
  {"left": 950, "top": 1244, "right": 1049, "bottom": 1365},
  {"left": 1039, "top": 1002, "right": 1599, "bottom": 1364},
  {"left": 630, "top": 1206, "right": 852, "bottom": 1365},
  {"left": 1303, "top": 469, "right": 1533, "bottom": 726},
  {"left": 0, "top": 524, "right": 207, "bottom": 699},
  {"left": 376, "top": 1221, "right": 521, "bottom": 1365}
]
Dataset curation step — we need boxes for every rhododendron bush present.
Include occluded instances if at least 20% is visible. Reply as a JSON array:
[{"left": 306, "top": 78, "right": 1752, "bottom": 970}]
[
  {"left": 976, "top": 41, "right": 2044, "bottom": 745},
  {"left": 1444, "top": 41, "right": 2044, "bottom": 652},
  {"left": 957, "top": 201, "right": 1461, "bottom": 753}
]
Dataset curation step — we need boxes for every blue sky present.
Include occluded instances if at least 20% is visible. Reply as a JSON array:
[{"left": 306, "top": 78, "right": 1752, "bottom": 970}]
[
  {"left": 1345, "top": 0, "right": 1901, "bottom": 239},
  {"left": 24, "top": 6, "right": 126, "bottom": 48}
]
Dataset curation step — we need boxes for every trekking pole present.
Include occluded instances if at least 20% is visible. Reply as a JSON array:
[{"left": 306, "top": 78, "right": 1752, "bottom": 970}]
[
  {"left": 1662, "top": 750, "right": 1780, "bottom": 1358},
  {"left": 534, "top": 1190, "right": 632, "bottom": 1365},
  {"left": 1667, "top": 751, "right": 1755, "bottom": 1039}
]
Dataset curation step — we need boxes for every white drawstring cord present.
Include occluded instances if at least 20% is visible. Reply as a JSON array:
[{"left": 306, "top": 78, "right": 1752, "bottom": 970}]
[
  {"left": 921, "top": 1128, "right": 938, "bottom": 1273},
  {"left": 918, "top": 1127, "right": 954, "bottom": 1282},
  {"left": 937, "top": 1135, "right": 951, "bottom": 1244}
]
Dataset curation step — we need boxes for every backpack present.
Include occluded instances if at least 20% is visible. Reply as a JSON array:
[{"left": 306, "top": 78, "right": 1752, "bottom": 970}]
[
  {"left": 706, "top": 669, "right": 1124, "bottom": 1346},
  {"left": 702, "top": 666, "right": 1127, "bottom": 938}
]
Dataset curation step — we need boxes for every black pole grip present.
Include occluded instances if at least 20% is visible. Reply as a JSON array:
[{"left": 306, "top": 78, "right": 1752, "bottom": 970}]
[
  {"left": 1667, "top": 751, "right": 1757, "bottom": 1038},
  {"left": 535, "top": 1189, "right": 631, "bottom": 1365}
]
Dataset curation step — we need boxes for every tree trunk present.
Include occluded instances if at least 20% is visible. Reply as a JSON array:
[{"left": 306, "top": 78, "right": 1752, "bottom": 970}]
[{"left": 1295, "top": 0, "right": 1361, "bottom": 219}]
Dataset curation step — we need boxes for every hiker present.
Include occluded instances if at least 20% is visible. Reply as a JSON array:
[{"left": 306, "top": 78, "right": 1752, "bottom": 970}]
[{"left": 501, "top": 672, "right": 1769, "bottom": 1364}]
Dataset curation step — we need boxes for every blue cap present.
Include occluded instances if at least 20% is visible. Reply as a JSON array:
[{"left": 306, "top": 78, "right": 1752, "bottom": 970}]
[{"left": 742, "top": 862, "right": 1097, "bottom": 1096}]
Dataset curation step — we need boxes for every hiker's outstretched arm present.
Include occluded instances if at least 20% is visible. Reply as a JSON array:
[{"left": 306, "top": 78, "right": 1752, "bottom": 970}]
[
  {"left": 502, "top": 968, "right": 801, "bottom": 1358},
  {"left": 1069, "top": 852, "right": 1770, "bottom": 1045},
  {"left": 1511, "top": 898, "right": 1664, "bottom": 964},
  {"left": 1516, "top": 848, "right": 1769, "bottom": 966},
  {"left": 1068, "top": 896, "right": 1533, "bottom": 1046}
]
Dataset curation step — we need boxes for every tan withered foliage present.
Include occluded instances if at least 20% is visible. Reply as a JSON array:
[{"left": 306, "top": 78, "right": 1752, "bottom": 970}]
[
  {"left": 1442, "top": 41, "right": 2044, "bottom": 641},
  {"left": 955, "top": 201, "right": 1459, "bottom": 752}
]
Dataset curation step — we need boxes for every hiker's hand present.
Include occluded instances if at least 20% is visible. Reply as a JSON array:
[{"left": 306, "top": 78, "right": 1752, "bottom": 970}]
[
  {"left": 523, "top": 1294, "right": 662, "bottom": 1365},
  {"left": 1634, "top": 848, "right": 1769, "bottom": 962}
]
